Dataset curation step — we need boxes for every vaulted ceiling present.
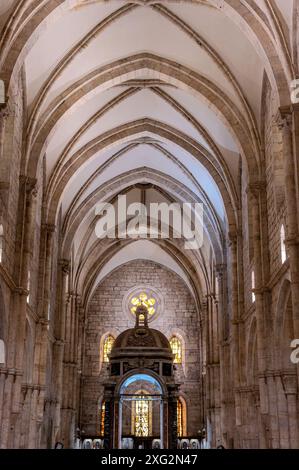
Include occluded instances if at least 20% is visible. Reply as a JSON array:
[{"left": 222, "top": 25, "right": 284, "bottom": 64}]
[{"left": 0, "top": 0, "right": 297, "bottom": 306}]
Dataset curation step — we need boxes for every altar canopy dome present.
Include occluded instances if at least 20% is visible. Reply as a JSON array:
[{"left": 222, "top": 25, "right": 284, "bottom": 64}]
[
  {"left": 110, "top": 328, "right": 173, "bottom": 358},
  {"left": 110, "top": 306, "right": 173, "bottom": 362}
]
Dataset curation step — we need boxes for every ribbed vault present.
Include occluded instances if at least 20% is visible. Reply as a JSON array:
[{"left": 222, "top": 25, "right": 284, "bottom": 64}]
[{"left": 0, "top": 0, "right": 297, "bottom": 327}]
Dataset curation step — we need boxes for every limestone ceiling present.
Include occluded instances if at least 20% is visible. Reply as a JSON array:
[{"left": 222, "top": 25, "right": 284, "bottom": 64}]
[{"left": 0, "top": 0, "right": 296, "bottom": 300}]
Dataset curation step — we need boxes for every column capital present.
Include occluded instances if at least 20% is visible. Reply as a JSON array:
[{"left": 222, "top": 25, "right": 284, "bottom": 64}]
[
  {"left": 59, "top": 258, "right": 70, "bottom": 274},
  {"left": 282, "top": 374, "right": 297, "bottom": 395},
  {"left": 215, "top": 263, "right": 226, "bottom": 279},
  {"left": 19, "top": 175, "right": 38, "bottom": 199},
  {"left": 38, "top": 318, "right": 49, "bottom": 327},
  {"left": 276, "top": 106, "right": 293, "bottom": 132},
  {"left": 227, "top": 231, "right": 240, "bottom": 247},
  {"left": 14, "top": 286, "right": 29, "bottom": 297},
  {"left": 69, "top": 292, "right": 81, "bottom": 301}
]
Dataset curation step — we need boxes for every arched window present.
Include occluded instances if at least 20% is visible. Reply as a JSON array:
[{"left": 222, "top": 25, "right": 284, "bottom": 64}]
[
  {"left": 280, "top": 224, "right": 287, "bottom": 264},
  {"left": 177, "top": 398, "right": 187, "bottom": 437},
  {"left": 27, "top": 271, "right": 31, "bottom": 304},
  {"left": 177, "top": 399, "right": 183, "bottom": 437},
  {"left": 0, "top": 224, "right": 3, "bottom": 263},
  {"left": 98, "top": 401, "right": 105, "bottom": 437},
  {"left": 251, "top": 270, "right": 256, "bottom": 303},
  {"left": 103, "top": 335, "right": 115, "bottom": 363},
  {"left": 170, "top": 336, "right": 182, "bottom": 364}
]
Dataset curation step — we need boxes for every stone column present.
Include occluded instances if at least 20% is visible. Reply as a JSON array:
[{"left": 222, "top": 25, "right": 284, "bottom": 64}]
[
  {"left": 14, "top": 177, "right": 37, "bottom": 373},
  {"left": 103, "top": 386, "right": 115, "bottom": 449},
  {"left": 247, "top": 185, "right": 268, "bottom": 372},
  {"left": 55, "top": 260, "right": 70, "bottom": 340},
  {"left": 248, "top": 183, "right": 274, "bottom": 450},
  {"left": 282, "top": 374, "right": 299, "bottom": 448},
  {"left": 0, "top": 104, "right": 9, "bottom": 182},
  {"left": 160, "top": 399, "right": 164, "bottom": 449},
  {"left": 216, "top": 264, "right": 230, "bottom": 447},
  {"left": 0, "top": 371, "right": 14, "bottom": 448},
  {"left": 163, "top": 399, "right": 168, "bottom": 449},
  {"left": 117, "top": 399, "right": 122, "bottom": 449},
  {"left": 277, "top": 107, "right": 299, "bottom": 411},
  {"left": 52, "top": 260, "right": 69, "bottom": 442},
  {"left": 60, "top": 291, "right": 83, "bottom": 448},
  {"left": 228, "top": 233, "right": 241, "bottom": 442},
  {"left": 29, "top": 222, "right": 56, "bottom": 448},
  {"left": 167, "top": 385, "right": 178, "bottom": 449},
  {"left": 60, "top": 291, "right": 71, "bottom": 447},
  {"left": 216, "top": 264, "right": 228, "bottom": 342},
  {"left": 277, "top": 107, "right": 299, "bottom": 339},
  {"left": 39, "top": 224, "right": 56, "bottom": 323},
  {"left": 1, "top": 177, "right": 37, "bottom": 448}
]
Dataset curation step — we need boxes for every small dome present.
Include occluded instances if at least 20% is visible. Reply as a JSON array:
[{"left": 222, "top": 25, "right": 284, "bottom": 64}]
[
  {"left": 110, "top": 327, "right": 173, "bottom": 361},
  {"left": 113, "top": 327, "right": 171, "bottom": 350}
]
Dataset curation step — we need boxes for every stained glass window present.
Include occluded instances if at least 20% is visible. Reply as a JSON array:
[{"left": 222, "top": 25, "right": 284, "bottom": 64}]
[
  {"left": 130, "top": 292, "right": 156, "bottom": 317},
  {"left": 99, "top": 401, "right": 105, "bottom": 437},
  {"left": 170, "top": 336, "right": 182, "bottom": 364},
  {"left": 134, "top": 397, "right": 149, "bottom": 437},
  {"left": 103, "top": 335, "right": 114, "bottom": 363},
  {"left": 177, "top": 399, "right": 183, "bottom": 437}
]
